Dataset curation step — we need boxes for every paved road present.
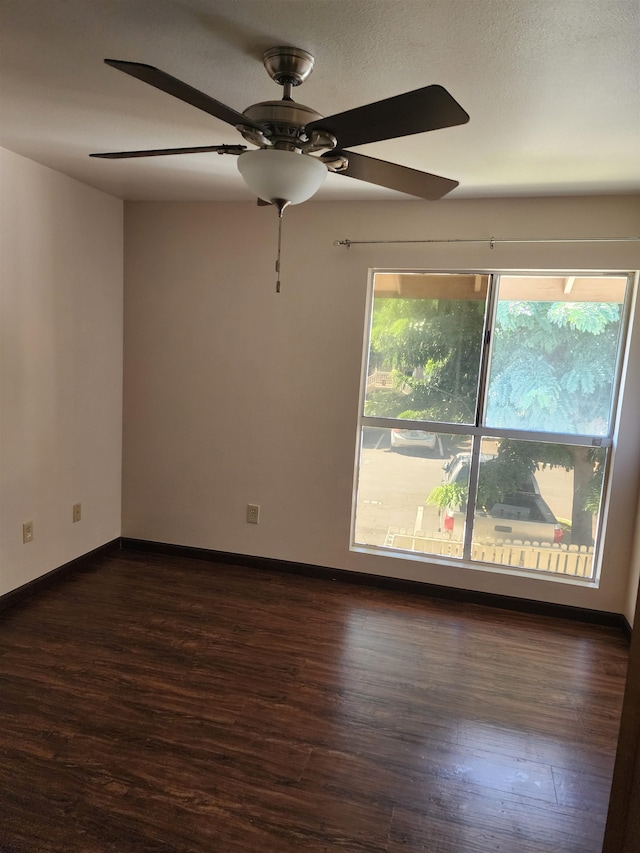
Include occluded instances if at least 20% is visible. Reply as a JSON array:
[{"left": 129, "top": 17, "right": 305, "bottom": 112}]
[
  {"left": 355, "top": 428, "right": 576, "bottom": 548},
  {"left": 355, "top": 435, "right": 449, "bottom": 546}
]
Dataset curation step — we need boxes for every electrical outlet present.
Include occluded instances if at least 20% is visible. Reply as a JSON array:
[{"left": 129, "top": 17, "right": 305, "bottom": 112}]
[
  {"left": 22, "top": 521, "right": 34, "bottom": 543},
  {"left": 73, "top": 503, "right": 82, "bottom": 523},
  {"left": 247, "top": 504, "right": 260, "bottom": 524}
]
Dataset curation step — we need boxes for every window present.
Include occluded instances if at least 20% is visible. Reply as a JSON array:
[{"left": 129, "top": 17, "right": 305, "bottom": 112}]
[{"left": 352, "top": 271, "right": 632, "bottom": 580}]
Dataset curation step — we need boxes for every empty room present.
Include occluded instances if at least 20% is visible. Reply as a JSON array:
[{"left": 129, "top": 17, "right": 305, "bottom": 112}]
[{"left": 1, "top": 1, "right": 640, "bottom": 851}]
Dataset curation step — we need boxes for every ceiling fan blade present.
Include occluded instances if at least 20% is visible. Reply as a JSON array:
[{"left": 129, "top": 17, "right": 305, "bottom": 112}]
[
  {"left": 90, "top": 144, "right": 247, "bottom": 159},
  {"left": 330, "top": 150, "right": 458, "bottom": 200},
  {"left": 306, "top": 85, "right": 468, "bottom": 149},
  {"left": 104, "top": 59, "right": 266, "bottom": 132}
]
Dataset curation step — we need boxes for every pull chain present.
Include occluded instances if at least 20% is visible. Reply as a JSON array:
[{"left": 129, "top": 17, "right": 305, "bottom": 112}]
[
  {"left": 276, "top": 207, "right": 283, "bottom": 293},
  {"left": 273, "top": 199, "right": 289, "bottom": 294}
]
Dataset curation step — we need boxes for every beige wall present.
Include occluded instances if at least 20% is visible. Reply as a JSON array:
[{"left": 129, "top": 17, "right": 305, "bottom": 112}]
[
  {"left": 0, "top": 148, "right": 123, "bottom": 595},
  {"left": 2, "top": 153, "right": 637, "bottom": 619},
  {"left": 122, "top": 195, "right": 640, "bottom": 617}
]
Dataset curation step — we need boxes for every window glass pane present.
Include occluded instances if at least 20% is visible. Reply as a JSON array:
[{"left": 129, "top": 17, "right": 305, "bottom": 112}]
[
  {"left": 469, "top": 437, "right": 606, "bottom": 578},
  {"left": 364, "top": 273, "right": 488, "bottom": 424},
  {"left": 486, "top": 275, "right": 628, "bottom": 435},
  {"left": 354, "top": 427, "right": 472, "bottom": 557}
]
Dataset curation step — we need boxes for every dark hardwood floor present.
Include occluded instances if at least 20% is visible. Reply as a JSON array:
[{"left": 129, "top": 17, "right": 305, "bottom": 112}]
[{"left": 0, "top": 549, "right": 629, "bottom": 852}]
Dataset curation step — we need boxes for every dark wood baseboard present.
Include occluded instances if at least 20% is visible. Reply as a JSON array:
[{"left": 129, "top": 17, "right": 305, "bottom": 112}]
[
  {"left": 0, "top": 539, "right": 121, "bottom": 615},
  {"left": 121, "top": 537, "right": 632, "bottom": 639},
  {"left": 3, "top": 535, "right": 632, "bottom": 642},
  {"left": 621, "top": 614, "right": 633, "bottom": 643}
]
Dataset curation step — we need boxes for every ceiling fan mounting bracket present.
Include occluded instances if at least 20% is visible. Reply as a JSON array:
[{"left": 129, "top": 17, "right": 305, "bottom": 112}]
[
  {"left": 262, "top": 47, "right": 315, "bottom": 87},
  {"left": 236, "top": 124, "right": 272, "bottom": 148},
  {"left": 301, "top": 130, "right": 338, "bottom": 154},
  {"left": 323, "top": 153, "right": 349, "bottom": 173}
]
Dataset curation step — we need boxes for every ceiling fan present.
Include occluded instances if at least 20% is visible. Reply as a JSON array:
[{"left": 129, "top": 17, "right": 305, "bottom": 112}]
[
  {"left": 91, "top": 46, "right": 469, "bottom": 206},
  {"left": 92, "top": 47, "right": 469, "bottom": 290}
]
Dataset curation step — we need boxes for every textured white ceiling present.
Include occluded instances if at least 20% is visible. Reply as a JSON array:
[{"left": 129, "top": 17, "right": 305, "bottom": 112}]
[{"left": 1, "top": 0, "right": 639, "bottom": 202}]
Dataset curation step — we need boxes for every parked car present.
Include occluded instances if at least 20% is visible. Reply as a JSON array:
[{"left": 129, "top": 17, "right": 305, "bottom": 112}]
[
  {"left": 390, "top": 429, "right": 437, "bottom": 453},
  {"left": 440, "top": 453, "right": 563, "bottom": 545}
]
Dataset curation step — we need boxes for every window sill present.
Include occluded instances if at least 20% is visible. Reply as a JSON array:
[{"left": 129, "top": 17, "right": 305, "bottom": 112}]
[{"left": 350, "top": 542, "right": 601, "bottom": 588}]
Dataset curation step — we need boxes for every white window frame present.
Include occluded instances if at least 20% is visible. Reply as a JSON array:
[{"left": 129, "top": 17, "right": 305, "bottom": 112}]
[{"left": 351, "top": 268, "right": 635, "bottom": 582}]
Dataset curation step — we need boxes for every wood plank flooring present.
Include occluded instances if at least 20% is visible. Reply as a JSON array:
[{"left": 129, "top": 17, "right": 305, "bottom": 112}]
[{"left": 0, "top": 549, "right": 629, "bottom": 852}]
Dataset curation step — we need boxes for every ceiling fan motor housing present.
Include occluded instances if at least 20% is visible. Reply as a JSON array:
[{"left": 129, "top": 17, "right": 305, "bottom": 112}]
[{"left": 241, "top": 100, "right": 326, "bottom": 150}]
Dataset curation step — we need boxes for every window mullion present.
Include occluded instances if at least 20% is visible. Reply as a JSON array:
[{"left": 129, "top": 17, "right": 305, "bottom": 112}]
[
  {"left": 360, "top": 416, "right": 478, "bottom": 435},
  {"left": 475, "top": 273, "right": 499, "bottom": 428},
  {"left": 462, "top": 275, "right": 498, "bottom": 559},
  {"left": 462, "top": 434, "right": 483, "bottom": 561}
]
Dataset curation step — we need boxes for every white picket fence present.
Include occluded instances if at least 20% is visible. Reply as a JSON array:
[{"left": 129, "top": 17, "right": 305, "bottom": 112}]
[{"left": 384, "top": 528, "right": 594, "bottom": 578}]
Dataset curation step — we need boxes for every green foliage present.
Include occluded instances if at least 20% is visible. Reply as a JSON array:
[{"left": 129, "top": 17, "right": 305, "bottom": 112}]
[
  {"left": 426, "top": 482, "right": 467, "bottom": 510},
  {"left": 368, "top": 296, "right": 485, "bottom": 423},
  {"left": 487, "top": 300, "right": 620, "bottom": 435},
  {"left": 367, "top": 289, "right": 620, "bottom": 547},
  {"left": 475, "top": 443, "right": 536, "bottom": 510},
  {"left": 547, "top": 302, "right": 619, "bottom": 333},
  {"left": 364, "top": 388, "right": 410, "bottom": 418},
  {"left": 369, "top": 296, "right": 621, "bottom": 435}
]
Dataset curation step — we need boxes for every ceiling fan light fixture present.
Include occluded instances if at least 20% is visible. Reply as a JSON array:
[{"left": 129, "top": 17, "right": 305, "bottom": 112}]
[{"left": 237, "top": 148, "right": 327, "bottom": 205}]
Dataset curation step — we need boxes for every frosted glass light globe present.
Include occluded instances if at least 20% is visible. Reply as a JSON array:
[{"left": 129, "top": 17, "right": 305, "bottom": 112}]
[{"left": 238, "top": 148, "right": 327, "bottom": 205}]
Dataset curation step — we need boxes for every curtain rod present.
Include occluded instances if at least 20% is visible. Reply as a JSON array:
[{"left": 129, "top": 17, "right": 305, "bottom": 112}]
[{"left": 334, "top": 237, "right": 640, "bottom": 249}]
